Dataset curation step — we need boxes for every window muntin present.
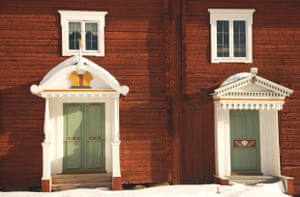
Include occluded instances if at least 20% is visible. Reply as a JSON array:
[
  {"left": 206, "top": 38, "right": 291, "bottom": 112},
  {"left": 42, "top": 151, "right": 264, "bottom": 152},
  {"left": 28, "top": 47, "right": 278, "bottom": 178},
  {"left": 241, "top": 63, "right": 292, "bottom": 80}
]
[
  {"left": 216, "top": 20, "right": 246, "bottom": 58},
  {"left": 67, "top": 21, "right": 98, "bottom": 51},
  {"left": 59, "top": 10, "right": 107, "bottom": 57},
  {"left": 209, "top": 9, "right": 255, "bottom": 63}
]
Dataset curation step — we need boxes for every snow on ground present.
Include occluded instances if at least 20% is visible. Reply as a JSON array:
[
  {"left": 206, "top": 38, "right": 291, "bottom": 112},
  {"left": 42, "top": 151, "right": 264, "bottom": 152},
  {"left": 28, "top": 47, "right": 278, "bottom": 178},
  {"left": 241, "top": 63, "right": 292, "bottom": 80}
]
[{"left": 0, "top": 182, "right": 290, "bottom": 197}]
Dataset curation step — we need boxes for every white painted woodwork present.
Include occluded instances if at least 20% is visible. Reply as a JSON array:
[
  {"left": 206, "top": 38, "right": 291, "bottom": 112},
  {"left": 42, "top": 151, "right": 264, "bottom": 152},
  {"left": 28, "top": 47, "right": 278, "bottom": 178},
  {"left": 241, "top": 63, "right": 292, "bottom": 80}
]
[
  {"left": 30, "top": 55, "right": 129, "bottom": 185},
  {"left": 208, "top": 9, "right": 255, "bottom": 63},
  {"left": 213, "top": 68, "right": 292, "bottom": 177},
  {"left": 58, "top": 10, "right": 107, "bottom": 57}
]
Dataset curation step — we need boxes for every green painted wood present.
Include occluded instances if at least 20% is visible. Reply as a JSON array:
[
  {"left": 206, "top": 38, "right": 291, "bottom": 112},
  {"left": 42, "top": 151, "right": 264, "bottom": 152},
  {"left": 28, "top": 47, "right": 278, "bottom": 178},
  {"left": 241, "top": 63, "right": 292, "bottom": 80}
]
[
  {"left": 63, "top": 103, "right": 83, "bottom": 170},
  {"left": 84, "top": 103, "right": 105, "bottom": 170},
  {"left": 230, "top": 110, "right": 261, "bottom": 174},
  {"left": 63, "top": 103, "right": 105, "bottom": 172}
]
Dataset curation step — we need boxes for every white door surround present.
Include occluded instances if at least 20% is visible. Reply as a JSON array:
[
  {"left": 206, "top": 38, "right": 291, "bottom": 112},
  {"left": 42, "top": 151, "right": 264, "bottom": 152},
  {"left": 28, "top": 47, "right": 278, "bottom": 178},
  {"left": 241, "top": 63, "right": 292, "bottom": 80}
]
[
  {"left": 30, "top": 55, "right": 129, "bottom": 191},
  {"left": 213, "top": 68, "right": 292, "bottom": 178}
]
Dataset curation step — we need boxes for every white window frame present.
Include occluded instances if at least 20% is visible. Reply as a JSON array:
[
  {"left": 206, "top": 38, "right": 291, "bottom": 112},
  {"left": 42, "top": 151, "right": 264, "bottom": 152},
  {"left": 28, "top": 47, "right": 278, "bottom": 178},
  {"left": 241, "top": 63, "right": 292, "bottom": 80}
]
[
  {"left": 58, "top": 10, "right": 107, "bottom": 57},
  {"left": 208, "top": 9, "right": 255, "bottom": 63}
]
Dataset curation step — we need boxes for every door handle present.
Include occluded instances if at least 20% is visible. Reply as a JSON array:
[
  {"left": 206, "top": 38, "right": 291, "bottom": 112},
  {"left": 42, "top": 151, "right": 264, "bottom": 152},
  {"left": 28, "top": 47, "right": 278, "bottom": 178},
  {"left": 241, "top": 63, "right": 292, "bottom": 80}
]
[{"left": 88, "top": 136, "right": 101, "bottom": 140}]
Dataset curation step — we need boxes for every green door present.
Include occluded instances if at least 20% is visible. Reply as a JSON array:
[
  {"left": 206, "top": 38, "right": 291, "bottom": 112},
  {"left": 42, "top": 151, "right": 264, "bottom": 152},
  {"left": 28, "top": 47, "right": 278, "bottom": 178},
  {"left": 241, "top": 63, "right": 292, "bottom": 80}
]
[
  {"left": 230, "top": 110, "right": 261, "bottom": 174},
  {"left": 63, "top": 103, "right": 105, "bottom": 172}
]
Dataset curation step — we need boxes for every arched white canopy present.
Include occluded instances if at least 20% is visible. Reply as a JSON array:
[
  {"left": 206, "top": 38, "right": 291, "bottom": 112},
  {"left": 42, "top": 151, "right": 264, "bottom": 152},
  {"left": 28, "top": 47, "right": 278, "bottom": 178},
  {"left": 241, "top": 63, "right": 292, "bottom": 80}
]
[{"left": 30, "top": 55, "right": 129, "bottom": 97}]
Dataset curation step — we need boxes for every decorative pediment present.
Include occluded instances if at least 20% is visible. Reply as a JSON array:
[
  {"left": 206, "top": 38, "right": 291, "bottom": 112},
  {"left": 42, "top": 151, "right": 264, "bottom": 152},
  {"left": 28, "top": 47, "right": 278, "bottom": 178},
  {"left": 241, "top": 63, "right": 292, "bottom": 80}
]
[
  {"left": 30, "top": 55, "right": 129, "bottom": 98},
  {"left": 213, "top": 67, "right": 293, "bottom": 110}
]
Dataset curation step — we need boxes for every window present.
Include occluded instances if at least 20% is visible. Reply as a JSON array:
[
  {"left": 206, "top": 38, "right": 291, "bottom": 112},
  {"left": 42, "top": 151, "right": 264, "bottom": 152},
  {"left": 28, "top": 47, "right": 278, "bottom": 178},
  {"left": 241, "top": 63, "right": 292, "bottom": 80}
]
[
  {"left": 59, "top": 10, "right": 107, "bottom": 56},
  {"left": 208, "top": 9, "right": 255, "bottom": 63}
]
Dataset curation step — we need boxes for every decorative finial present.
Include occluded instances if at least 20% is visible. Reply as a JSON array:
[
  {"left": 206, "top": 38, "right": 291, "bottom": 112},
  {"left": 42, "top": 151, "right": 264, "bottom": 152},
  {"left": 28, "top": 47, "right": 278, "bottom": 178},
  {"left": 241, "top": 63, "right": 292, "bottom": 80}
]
[
  {"left": 76, "top": 38, "right": 85, "bottom": 75},
  {"left": 250, "top": 67, "right": 257, "bottom": 84},
  {"left": 78, "top": 38, "right": 83, "bottom": 57},
  {"left": 250, "top": 67, "right": 258, "bottom": 76}
]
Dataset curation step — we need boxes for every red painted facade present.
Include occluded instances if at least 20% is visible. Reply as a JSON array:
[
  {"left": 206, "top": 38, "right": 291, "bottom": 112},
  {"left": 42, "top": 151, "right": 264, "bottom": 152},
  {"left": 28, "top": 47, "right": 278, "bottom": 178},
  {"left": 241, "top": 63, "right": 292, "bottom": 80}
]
[{"left": 0, "top": 0, "right": 299, "bottom": 194}]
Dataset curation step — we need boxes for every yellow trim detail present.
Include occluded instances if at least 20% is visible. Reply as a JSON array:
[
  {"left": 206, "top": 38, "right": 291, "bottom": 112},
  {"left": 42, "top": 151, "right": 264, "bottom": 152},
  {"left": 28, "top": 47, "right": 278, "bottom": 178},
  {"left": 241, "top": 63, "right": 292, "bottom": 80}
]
[{"left": 42, "top": 89, "right": 116, "bottom": 93}]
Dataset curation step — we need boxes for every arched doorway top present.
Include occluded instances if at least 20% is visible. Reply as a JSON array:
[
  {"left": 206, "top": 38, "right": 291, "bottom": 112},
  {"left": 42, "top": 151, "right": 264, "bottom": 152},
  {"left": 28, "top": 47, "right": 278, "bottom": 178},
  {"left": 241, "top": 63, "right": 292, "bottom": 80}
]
[
  {"left": 213, "top": 67, "right": 293, "bottom": 110},
  {"left": 30, "top": 55, "right": 129, "bottom": 97}
]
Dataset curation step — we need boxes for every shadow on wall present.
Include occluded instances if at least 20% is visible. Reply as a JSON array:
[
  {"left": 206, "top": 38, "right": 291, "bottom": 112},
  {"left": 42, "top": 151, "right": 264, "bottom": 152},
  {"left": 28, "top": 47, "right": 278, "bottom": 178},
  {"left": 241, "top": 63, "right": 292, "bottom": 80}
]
[
  {"left": 118, "top": 17, "right": 169, "bottom": 185},
  {"left": 181, "top": 95, "right": 215, "bottom": 184},
  {"left": 146, "top": 17, "right": 169, "bottom": 185},
  {"left": 0, "top": 82, "right": 44, "bottom": 191},
  {"left": 119, "top": 11, "right": 215, "bottom": 186}
]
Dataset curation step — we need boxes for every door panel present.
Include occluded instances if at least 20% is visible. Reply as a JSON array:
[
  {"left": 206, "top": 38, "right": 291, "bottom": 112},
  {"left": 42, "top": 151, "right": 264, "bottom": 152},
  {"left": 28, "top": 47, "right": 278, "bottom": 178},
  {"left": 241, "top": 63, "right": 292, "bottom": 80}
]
[
  {"left": 84, "top": 103, "right": 105, "bottom": 169},
  {"left": 63, "top": 103, "right": 105, "bottom": 172},
  {"left": 230, "top": 110, "right": 261, "bottom": 174},
  {"left": 63, "top": 104, "right": 82, "bottom": 170}
]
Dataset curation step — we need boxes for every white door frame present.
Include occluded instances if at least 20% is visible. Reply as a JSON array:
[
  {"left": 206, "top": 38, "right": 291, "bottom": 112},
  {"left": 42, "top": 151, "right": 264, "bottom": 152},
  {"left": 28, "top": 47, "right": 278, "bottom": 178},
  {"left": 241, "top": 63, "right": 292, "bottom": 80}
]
[
  {"left": 49, "top": 97, "right": 115, "bottom": 175},
  {"left": 41, "top": 92, "right": 122, "bottom": 180},
  {"left": 214, "top": 101, "right": 281, "bottom": 177}
]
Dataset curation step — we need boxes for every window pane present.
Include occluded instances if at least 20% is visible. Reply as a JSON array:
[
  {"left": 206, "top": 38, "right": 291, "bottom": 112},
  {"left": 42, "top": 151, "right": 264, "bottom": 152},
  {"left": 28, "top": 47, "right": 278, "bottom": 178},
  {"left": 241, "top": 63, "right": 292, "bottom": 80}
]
[
  {"left": 217, "top": 20, "right": 229, "bottom": 57},
  {"left": 85, "top": 23, "right": 98, "bottom": 50},
  {"left": 234, "top": 21, "right": 246, "bottom": 57},
  {"left": 69, "top": 22, "right": 81, "bottom": 50}
]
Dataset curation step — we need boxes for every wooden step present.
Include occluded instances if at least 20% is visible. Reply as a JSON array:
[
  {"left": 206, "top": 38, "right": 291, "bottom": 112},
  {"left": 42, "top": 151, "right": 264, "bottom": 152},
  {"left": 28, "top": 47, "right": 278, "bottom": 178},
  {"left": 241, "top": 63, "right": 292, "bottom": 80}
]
[
  {"left": 51, "top": 182, "right": 112, "bottom": 191},
  {"left": 52, "top": 173, "right": 112, "bottom": 191},
  {"left": 228, "top": 175, "right": 280, "bottom": 185},
  {"left": 52, "top": 173, "right": 112, "bottom": 184}
]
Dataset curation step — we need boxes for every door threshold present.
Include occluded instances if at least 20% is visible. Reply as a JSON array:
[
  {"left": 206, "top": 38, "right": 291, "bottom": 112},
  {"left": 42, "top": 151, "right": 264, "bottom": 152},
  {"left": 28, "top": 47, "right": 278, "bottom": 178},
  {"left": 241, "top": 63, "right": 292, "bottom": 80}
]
[
  {"left": 231, "top": 172, "right": 263, "bottom": 176},
  {"left": 227, "top": 175, "right": 280, "bottom": 185},
  {"left": 61, "top": 171, "right": 107, "bottom": 174}
]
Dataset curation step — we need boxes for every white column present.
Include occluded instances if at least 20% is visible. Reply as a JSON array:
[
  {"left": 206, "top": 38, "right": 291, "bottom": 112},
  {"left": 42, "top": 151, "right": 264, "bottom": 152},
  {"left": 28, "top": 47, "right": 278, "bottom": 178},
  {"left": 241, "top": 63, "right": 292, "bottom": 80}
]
[
  {"left": 111, "top": 96, "right": 121, "bottom": 177},
  {"left": 260, "top": 110, "right": 281, "bottom": 176},
  {"left": 214, "top": 101, "right": 231, "bottom": 177},
  {"left": 112, "top": 141, "right": 121, "bottom": 177},
  {"left": 42, "top": 98, "right": 51, "bottom": 180},
  {"left": 50, "top": 98, "right": 63, "bottom": 175}
]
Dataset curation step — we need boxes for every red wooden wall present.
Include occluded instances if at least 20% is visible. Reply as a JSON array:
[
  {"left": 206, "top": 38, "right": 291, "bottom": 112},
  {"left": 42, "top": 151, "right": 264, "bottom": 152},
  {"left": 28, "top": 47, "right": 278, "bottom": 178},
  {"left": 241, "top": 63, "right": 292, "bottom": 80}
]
[
  {"left": 0, "top": 0, "right": 300, "bottom": 194},
  {"left": 182, "top": 0, "right": 300, "bottom": 193},
  {"left": 0, "top": 0, "right": 170, "bottom": 188}
]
